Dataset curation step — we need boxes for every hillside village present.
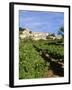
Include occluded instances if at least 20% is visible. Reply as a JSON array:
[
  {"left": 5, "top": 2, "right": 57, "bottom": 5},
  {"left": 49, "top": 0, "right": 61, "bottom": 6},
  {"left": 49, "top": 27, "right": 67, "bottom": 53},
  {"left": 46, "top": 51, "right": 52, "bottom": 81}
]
[{"left": 19, "top": 28, "right": 62, "bottom": 40}]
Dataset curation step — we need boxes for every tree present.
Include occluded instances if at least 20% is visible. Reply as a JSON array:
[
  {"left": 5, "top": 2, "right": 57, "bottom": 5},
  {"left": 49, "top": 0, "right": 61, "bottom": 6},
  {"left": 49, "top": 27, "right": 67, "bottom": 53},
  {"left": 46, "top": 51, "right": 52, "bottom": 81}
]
[
  {"left": 50, "top": 33, "right": 55, "bottom": 37},
  {"left": 19, "top": 27, "right": 26, "bottom": 34},
  {"left": 46, "top": 35, "right": 51, "bottom": 39},
  {"left": 19, "top": 27, "right": 26, "bottom": 31},
  {"left": 19, "top": 27, "right": 23, "bottom": 31},
  {"left": 46, "top": 33, "right": 55, "bottom": 40},
  {"left": 58, "top": 26, "right": 64, "bottom": 38},
  {"left": 57, "top": 26, "right": 64, "bottom": 43},
  {"left": 29, "top": 31, "right": 32, "bottom": 34}
]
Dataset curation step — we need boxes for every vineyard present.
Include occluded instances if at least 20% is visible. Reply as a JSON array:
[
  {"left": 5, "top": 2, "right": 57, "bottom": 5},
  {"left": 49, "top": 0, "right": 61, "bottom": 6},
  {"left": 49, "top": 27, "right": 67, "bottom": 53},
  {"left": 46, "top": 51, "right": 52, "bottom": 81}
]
[{"left": 19, "top": 39, "right": 64, "bottom": 79}]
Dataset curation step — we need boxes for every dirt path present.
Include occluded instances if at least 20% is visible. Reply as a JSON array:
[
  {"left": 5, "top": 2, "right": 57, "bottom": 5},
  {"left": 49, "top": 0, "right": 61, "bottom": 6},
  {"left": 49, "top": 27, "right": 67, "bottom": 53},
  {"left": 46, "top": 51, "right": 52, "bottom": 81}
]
[
  {"left": 33, "top": 45, "right": 64, "bottom": 78},
  {"left": 44, "top": 70, "right": 59, "bottom": 78}
]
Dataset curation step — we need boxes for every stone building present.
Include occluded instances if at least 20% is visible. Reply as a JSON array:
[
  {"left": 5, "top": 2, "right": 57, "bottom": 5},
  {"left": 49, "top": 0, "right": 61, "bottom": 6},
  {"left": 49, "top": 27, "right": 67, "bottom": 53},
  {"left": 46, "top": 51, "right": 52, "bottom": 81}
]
[{"left": 19, "top": 28, "right": 49, "bottom": 40}]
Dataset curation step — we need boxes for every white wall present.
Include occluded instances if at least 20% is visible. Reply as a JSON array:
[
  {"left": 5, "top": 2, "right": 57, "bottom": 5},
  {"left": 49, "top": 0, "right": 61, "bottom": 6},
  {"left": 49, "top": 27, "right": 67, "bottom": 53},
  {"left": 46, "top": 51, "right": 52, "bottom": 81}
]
[{"left": 0, "top": 0, "right": 72, "bottom": 89}]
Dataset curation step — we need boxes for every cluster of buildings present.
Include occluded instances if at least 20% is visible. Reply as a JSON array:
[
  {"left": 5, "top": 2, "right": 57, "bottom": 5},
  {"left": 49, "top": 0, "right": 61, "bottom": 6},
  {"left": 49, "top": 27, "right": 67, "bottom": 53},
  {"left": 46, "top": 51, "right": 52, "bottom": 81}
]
[
  {"left": 19, "top": 28, "right": 62, "bottom": 40},
  {"left": 19, "top": 28, "right": 49, "bottom": 40}
]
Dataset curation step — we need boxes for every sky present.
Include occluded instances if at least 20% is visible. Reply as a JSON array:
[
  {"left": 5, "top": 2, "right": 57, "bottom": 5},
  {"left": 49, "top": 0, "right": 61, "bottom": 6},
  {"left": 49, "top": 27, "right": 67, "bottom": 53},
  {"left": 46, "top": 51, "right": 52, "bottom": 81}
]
[{"left": 19, "top": 10, "right": 64, "bottom": 34}]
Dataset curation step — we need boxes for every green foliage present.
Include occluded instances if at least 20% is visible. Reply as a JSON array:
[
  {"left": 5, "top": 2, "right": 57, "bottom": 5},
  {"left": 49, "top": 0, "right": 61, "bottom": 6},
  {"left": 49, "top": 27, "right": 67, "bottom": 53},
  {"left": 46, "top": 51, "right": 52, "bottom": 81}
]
[
  {"left": 19, "top": 27, "right": 26, "bottom": 31},
  {"left": 46, "top": 35, "right": 51, "bottom": 39},
  {"left": 46, "top": 33, "right": 55, "bottom": 40},
  {"left": 19, "top": 27, "right": 24, "bottom": 35},
  {"left": 19, "top": 39, "right": 64, "bottom": 79},
  {"left": 29, "top": 31, "right": 32, "bottom": 34},
  {"left": 50, "top": 33, "right": 55, "bottom": 37},
  {"left": 19, "top": 27, "right": 27, "bottom": 34},
  {"left": 19, "top": 40, "right": 49, "bottom": 79},
  {"left": 58, "top": 26, "right": 64, "bottom": 38},
  {"left": 34, "top": 40, "right": 64, "bottom": 60}
]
